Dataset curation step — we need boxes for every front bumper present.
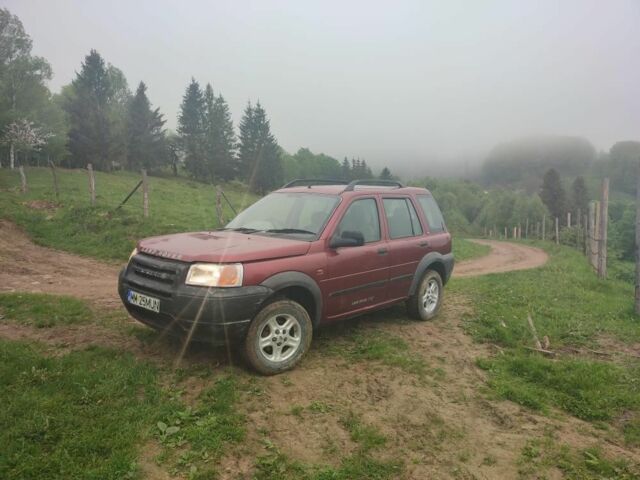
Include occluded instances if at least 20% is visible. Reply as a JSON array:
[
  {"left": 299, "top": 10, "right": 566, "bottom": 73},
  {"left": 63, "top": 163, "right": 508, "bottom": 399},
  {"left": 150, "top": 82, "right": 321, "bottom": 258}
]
[{"left": 118, "top": 254, "right": 272, "bottom": 344}]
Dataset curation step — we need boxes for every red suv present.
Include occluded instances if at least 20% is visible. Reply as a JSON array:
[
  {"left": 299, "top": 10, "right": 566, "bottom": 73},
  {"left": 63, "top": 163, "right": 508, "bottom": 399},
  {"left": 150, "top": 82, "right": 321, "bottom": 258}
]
[{"left": 118, "top": 180, "right": 453, "bottom": 374}]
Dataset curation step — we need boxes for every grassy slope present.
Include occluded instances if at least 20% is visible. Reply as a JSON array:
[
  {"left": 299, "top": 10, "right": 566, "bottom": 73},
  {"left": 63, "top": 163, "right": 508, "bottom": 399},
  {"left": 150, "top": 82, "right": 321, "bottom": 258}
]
[
  {"left": 452, "top": 242, "right": 640, "bottom": 446},
  {"left": 453, "top": 237, "right": 491, "bottom": 261},
  {"left": 0, "top": 168, "right": 259, "bottom": 261}
]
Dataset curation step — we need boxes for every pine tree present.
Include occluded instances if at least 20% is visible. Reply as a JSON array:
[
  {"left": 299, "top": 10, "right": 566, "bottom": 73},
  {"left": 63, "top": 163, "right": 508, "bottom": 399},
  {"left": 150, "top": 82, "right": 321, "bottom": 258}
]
[
  {"left": 379, "top": 167, "right": 392, "bottom": 180},
  {"left": 570, "top": 176, "right": 589, "bottom": 216},
  {"left": 126, "top": 81, "right": 166, "bottom": 171},
  {"left": 540, "top": 168, "right": 566, "bottom": 219},
  {"left": 64, "top": 50, "right": 121, "bottom": 170},
  {"left": 178, "top": 78, "right": 206, "bottom": 179},
  {"left": 341, "top": 157, "right": 351, "bottom": 180},
  {"left": 238, "top": 101, "right": 256, "bottom": 179},
  {"left": 238, "top": 101, "right": 282, "bottom": 193},
  {"left": 203, "top": 83, "right": 217, "bottom": 181},
  {"left": 203, "top": 83, "right": 237, "bottom": 181}
]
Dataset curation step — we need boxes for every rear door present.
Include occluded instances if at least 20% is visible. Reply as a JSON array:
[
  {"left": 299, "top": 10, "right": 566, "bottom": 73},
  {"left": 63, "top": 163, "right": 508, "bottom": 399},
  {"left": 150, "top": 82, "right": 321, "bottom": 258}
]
[
  {"left": 323, "top": 197, "right": 390, "bottom": 319},
  {"left": 415, "top": 194, "right": 450, "bottom": 254},
  {"left": 382, "top": 197, "right": 430, "bottom": 301}
]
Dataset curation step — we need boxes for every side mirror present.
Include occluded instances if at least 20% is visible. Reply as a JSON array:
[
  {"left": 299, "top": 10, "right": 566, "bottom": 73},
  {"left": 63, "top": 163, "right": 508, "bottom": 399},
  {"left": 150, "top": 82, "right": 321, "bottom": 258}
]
[{"left": 330, "top": 230, "right": 365, "bottom": 249}]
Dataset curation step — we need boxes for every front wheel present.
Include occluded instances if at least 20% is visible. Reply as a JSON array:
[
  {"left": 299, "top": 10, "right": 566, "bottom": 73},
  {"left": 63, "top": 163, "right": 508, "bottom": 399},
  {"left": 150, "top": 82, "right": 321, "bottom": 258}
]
[
  {"left": 244, "top": 299, "right": 312, "bottom": 375},
  {"left": 407, "top": 270, "right": 443, "bottom": 321}
]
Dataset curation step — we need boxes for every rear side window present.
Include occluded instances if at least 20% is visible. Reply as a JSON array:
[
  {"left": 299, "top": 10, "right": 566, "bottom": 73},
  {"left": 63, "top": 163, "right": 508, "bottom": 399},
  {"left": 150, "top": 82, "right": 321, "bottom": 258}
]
[
  {"left": 336, "top": 198, "right": 381, "bottom": 243},
  {"left": 417, "top": 195, "right": 446, "bottom": 233},
  {"left": 383, "top": 198, "right": 423, "bottom": 239}
]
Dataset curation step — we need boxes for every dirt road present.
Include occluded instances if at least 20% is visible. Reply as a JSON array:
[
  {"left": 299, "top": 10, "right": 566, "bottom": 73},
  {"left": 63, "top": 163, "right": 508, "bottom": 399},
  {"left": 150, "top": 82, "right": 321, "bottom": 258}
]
[
  {"left": 0, "top": 223, "right": 546, "bottom": 307},
  {"left": 0, "top": 220, "right": 122, "bottom": 308},
  {"left": 454, "top": 239, "right": 548, "bottom": 277}
]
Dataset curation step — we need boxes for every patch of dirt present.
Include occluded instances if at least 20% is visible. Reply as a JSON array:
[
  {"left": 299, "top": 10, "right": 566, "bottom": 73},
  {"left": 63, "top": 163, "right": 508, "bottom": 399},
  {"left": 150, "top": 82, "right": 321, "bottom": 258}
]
[
  {"left": 0, "top": 220, "right": 121, "bottom": 308},
  {"left": 23, "top": 200, "right": 59, "bottom": 211},
  {"left": 454, "top": 239, "right": 549, "bottom": 277}
]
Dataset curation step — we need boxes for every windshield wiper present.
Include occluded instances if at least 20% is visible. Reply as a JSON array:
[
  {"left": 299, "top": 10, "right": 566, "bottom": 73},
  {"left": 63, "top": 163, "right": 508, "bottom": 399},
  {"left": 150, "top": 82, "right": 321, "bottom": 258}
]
[
  {"left": 263, "top": 228, "right": 316, "bottom": 235},
  {"left": 216, "top": 227, "right": 261, "bottom": 234}
]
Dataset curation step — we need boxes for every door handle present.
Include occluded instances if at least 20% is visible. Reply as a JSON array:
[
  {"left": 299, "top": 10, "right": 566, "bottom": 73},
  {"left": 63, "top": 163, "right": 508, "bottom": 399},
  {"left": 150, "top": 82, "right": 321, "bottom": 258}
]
[
  {"left": 377, "top": 248, "right": 388, "bottom": 255},
  {"left": 419, "top": 241, "right": 430, "bottom": 247}
]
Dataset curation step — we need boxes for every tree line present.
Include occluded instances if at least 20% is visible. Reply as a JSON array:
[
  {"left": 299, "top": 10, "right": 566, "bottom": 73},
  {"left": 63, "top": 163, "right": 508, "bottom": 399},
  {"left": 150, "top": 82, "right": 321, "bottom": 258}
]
[{"left": 0, "top": 8, "right": 395, "bottom": 193}]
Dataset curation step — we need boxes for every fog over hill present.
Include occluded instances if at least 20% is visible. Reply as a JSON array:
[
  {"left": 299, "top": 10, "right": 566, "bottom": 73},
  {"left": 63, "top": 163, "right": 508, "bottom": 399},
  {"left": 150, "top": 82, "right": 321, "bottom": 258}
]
[{"left": 6, "top": 0, "right": 640, "bottom": 174}]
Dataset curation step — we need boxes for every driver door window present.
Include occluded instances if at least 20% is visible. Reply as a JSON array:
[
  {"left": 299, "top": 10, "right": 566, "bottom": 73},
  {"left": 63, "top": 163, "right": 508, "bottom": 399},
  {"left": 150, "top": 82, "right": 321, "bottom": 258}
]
[{"left": 335, "top": 198, "right": 381, "bottom": 243}]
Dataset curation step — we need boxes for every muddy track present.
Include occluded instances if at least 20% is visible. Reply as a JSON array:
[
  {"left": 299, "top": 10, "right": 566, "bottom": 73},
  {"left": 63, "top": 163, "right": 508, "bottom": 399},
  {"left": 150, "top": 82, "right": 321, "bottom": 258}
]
[
  {"left": 454, "top": 239, "right": 548, "bottom": 277},
  {"left": 0, "top": 220, "right": 122, "bottom": 308}
]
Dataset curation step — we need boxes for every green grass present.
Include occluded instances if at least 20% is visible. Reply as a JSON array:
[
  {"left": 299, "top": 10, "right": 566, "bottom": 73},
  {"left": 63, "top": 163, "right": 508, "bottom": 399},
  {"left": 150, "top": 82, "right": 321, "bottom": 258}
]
[
  {"left": 453, "top": 237, "right": 491, "bottom": 261},
  {"left": 0, "top": 338, "right": 247, "bottom": 480},
  {"left": 318, "top": 326, "right": 430, "bottom": 377},
  {"left": 155, "top": 376, "right": 245, "bottom": 479},
  {"left": 0, "top": 292, "right": 94, "bottom": 327},
  {"left": 519, "top": 435, "right": 639, "bottom": 479},
  {"left": 0, "top": 341, "right": 174, "bottom": 480},
  {"left": 0, "top": 167, "right": 258, "bottom": 261},
  {"left": 254, "top": 414, "right": 402, "bottom": 480},
  {"left": 454, "top": 241, "right": 640, "bottom": 443}
]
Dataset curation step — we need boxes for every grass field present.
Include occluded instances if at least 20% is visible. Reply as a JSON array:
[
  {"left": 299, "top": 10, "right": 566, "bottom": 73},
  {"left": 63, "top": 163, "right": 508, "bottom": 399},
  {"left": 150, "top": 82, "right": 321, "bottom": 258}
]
[
  {"left": 453, "top": 242, "right": 640, "bottom": 448},
  {"left": 0, "top": 167, "right": 259, "bottom": 261}
]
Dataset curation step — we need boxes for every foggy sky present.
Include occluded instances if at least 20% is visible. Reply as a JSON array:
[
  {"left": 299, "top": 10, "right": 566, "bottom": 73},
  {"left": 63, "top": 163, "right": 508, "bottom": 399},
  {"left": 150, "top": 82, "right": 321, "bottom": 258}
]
[{"left": 5, "top": 0, "right": 640, "bottom": 173}]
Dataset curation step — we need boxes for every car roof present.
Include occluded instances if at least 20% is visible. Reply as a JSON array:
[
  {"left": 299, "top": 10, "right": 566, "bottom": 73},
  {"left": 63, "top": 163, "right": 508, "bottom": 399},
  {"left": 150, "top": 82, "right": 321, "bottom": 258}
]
[{"left": 274, "top": 184, "right": 431, "bottom": 196}]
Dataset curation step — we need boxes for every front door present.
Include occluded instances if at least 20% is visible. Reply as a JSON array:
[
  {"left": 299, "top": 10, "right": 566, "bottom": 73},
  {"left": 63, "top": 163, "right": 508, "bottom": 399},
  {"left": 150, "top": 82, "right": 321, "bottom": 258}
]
[{"left": 322, "top": 197, "right": 389, "bottom": 319}]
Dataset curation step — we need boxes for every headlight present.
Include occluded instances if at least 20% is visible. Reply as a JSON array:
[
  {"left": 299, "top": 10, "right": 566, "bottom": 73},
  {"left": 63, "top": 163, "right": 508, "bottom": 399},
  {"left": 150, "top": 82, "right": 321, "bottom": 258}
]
[
  {"left": 128, "top": 248, "right": 138, "bottom": 263},
  {"left": 186, "top": 263, "right": 243, "bottom": 287}
]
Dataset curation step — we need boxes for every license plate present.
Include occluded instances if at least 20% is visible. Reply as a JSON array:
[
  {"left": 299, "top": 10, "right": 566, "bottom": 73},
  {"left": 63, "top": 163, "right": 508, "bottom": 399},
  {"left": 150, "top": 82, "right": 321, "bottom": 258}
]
[{"left": 127, "top": 290, "right": 160, "bottom": 313}]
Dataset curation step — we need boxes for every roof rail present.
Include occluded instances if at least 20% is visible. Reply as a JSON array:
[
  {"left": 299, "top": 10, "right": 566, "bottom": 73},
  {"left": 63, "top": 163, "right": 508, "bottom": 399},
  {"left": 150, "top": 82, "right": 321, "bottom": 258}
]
[
  {"left": 281, "top": 179, "right": 349, "bottom": 188},
  {"left": 343, "top": 179, "right": 405, "bottom": 191}
]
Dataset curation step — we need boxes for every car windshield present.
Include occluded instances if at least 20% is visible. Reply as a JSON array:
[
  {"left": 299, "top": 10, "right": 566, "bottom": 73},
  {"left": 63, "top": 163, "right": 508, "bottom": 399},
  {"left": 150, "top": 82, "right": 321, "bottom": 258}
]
[{"left": 225, "top": 192, "right": 340, "bottom": 238}]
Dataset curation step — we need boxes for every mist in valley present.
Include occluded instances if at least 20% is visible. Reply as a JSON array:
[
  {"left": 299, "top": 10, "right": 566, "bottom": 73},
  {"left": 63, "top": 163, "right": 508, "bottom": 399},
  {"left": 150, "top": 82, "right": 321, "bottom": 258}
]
[{"left": 4, "top": 0, "right": 639, "bottom": 181}]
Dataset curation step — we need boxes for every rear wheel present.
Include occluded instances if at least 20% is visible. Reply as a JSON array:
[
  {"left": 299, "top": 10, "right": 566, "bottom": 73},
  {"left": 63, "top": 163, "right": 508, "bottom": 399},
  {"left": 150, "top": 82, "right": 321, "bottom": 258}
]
[
  {"left": 244, "top": 299, "right": 312, "bottom": 375},
  {"left": 407, "top": 269, "right": 443, "bottom": 321}
]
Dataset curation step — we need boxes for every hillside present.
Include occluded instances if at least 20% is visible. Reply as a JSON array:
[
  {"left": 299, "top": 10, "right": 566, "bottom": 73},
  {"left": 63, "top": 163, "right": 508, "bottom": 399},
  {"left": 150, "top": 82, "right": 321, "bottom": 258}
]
[{"left": 0, "top": 168, "right": 259, "bottom": 261}]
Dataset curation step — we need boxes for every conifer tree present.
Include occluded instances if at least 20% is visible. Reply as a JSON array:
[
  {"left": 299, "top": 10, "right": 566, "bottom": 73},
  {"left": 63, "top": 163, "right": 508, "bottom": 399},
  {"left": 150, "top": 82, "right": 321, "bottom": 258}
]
[
  {"left": 540, "top": 168, "right": 566, "bottom": 219},
  {"left": 203, "top": 83, "right": 237, "bottom": 181},
  {"left": 126, "top": 81, "right": 166, "bottom": 171},
  {"left": 341, "top": 157, "right": 351, "bottom": 180},
  {"left": 64, "top": 50, "right": 126, "bottom": 170},
  {"left": 570, "top": 175, "right": 589, "bottom": 215},
  {"left": 178, "top": 78, "right": 206, "bottom": 179},
  {"left": 379, "top": 167, "right": 392, "bottom": 180},
  {"left": 238, "top": 101, "right": 282, "bottom": 193}
]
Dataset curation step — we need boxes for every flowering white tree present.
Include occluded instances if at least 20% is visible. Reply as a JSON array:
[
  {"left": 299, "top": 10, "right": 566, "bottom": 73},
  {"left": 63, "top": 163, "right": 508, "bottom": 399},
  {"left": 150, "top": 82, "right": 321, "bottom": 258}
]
[{"left": 2, "top": 119, "right": 52, "bottom": 168}]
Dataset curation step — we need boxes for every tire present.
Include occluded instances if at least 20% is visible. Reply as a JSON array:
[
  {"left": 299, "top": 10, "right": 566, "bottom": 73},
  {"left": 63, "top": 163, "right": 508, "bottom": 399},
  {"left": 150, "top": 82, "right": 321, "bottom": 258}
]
[
  {"left": 244, "top": 299, "right": 313, "bottom": 375},
  {"left": 407, "top": 269, "right": 443, "bottom": 321}
]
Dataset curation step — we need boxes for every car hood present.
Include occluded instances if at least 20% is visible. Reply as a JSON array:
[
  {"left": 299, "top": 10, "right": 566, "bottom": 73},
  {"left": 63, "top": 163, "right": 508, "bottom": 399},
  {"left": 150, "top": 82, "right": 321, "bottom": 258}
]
[{"left": 137, "top": 231, "right": 312, "bottom": 263}]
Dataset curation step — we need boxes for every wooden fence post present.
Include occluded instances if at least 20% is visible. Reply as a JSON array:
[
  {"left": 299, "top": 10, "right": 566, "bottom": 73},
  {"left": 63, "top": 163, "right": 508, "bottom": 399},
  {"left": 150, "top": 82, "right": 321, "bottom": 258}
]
[
  {"left": 597, "top": 178, "right": 609, "bottom": 279},
  {"left": 48, "top": 159, "right": 59, "bottom": 201},
  {"left": 525, "top": 218, "right": 529, "bottom": 239},
  {"left": 567, "top": 212, "right": 571, "bottom": 228},
  {"left": 215, "top": 185, "right": 225, "bottom": 226},
  {"left": 141, "top": 169, "right": 149, "bottom": 218},
  {"left": 87, "top": 163, "right": 96, "bottom": 206},
  {"left": 542, "top": 214, "right": 546, "bottom": 241},
  {"left": 635, "top": 161, "right": 640, "bottom": 314},
  {"left": 18, "top": 165, "right": 27, "bottom": 193},
  {"left": 555, "top": 217, "right": 559, "bottom": 245},
  {"left": 583, "top": 213, "right": 588, "bottom": 255},
  {"left": 504, "top": 226, "right": 507, "bottom": 239}
]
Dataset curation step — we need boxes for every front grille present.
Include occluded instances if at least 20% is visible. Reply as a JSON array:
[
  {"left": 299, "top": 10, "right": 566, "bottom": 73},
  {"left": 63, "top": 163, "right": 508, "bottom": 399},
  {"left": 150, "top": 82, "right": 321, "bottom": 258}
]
[{"left": 127, "top": 253, "right": 187, "bottom": 297}]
